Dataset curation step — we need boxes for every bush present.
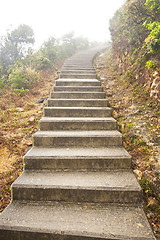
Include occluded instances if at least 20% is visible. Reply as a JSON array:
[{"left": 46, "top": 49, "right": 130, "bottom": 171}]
[
  {"left": 145, "top": 60, "right": 158, "bottom": 70},
  {"left": 0, "top": 75, "right": 7, "bottom": 89},
  {"left": 9, "top": 64, "right": 39, "bottom": 89},
  {"left": 35, "top": 56, "right": 52, "bottom": 70},
  {"left": 14, "top": 88, "right": 29, "bottom": 96}
]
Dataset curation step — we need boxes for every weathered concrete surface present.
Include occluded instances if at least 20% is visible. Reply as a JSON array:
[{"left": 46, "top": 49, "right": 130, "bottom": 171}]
[
  {"left": 60, "top": 70, "right": 96, "bottom": 74},
  {"left": 0, "top": 201, "right": 155, "bottom": 240},
  {"left": 44, "top": 107, "right": 112, "bottom": 117},
  {"left": 33, "top": 130, "right": 122, "bottom": 147},
  {"left": 0, "top": 46, "right": 156, "bottom": 240},
  {"left": 55, "top": 79, "right": 101, "bottom": 86},
  {"left": 39, "top": 117, "right": 117, "bottom": 130},
  {"left": 60, "top": 73, "right": 97, "bottom": 79},
  {"left": 50, "top": 92, "right": 106, "bottom": 99},
  {"left": 47, "top": 99, "right": 109, "bottom": 107},
  {"left": 12, "top": 170, "right": 142, "bottom": 203},
  {"left": 53, "top": 86, "right": 103, "bottom": 92},
  {"left": 24, "top": 147, "right": 132, "bottom": 170}
]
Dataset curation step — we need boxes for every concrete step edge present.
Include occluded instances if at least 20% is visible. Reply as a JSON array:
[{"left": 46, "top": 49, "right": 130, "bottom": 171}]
[{"left": 0, "top": 201, "right": 155, "bottom": 239}]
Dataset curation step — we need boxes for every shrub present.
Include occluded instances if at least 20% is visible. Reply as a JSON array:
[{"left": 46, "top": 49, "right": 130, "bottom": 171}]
[
  {"left": 145, "top": 60, "right": 158, "bottom": 70},
  {"left": 13, "top": 88, "right": 29, "bottom": 96},
  {"left": 35, "top": 56, "right": 52, "bottom": 70},
  {"left": 9, "top": 64, "right": 39, "bottom": 89}
]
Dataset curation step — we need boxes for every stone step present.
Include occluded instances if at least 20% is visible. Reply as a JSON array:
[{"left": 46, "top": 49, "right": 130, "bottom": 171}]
[
  {"left": 0, "top": 47, "right": 156, "bottom": 240},
  {"left": 44, "top": 107, "right": 112, "bottom": 117},
  {"left": 0, "top": 201, "right": 156, "bottom": 240},
  {"left": 62, "top": 67, "right": 95, "bottom": 71},
  {"left": 62, "top": 63, "right": 94, "bottom": 66},
  {"left": 60, "top": 73, "right": 97, "bottom": 79},
  {"left": 55, "top": 79, "right": 101, "bottom": 86},
  {"left": 53, "top": 86, "right": 103, "bottom": 92},
  {"left": 24, "top": 147, "right": 132, "bottom": 170},
  {"left": 64, "top": 58, "right": 92, "bottom": 61},
  {"left": 51, "top": 92, "right": 106, "bottom": 99},
  {"left": 61, "top": 70, "right": 96, "bottom": 74},
  {"left": 12, "top": 170, "right": 142, "bottom": 204},
  {"left": 65, "top": 59, "right": 94, "bottom": 62},
  {"left": 39, "top": 117, "right": 117, "bottom": 131},
  {"left": 33, "top": 130, "right": 122, "bottom": 148},
  {"left": 47, "top": 99, "right": 108, "bottom": 107},
  {"left": 62, "top": 66, "right": 93, "bottom": 68}
]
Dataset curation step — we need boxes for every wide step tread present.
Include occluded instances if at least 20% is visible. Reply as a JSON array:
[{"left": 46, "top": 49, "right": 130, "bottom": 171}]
[
  {"left": 39, "top": 117, "right": 117, "bottom": 130},
  {"left": 0, "top": 201, "right": 155, "bottom": 240},
  {"left": 50, "top": 92, "right": 106, "bottom": 99},
  {"left": 33, "top": 130, "right": 122, "bottom": 147},
  {"left": 24, "top": 147, "right": 132, "bottom": 170},
  {"left": 44, "top": 107, "right": 112, "bottom": 117},
  {"left": 47, "top": 99, "right": 108, "bottom": 107},
  {"left": 55, "top": 79, "right": 100, "bottom": 86},
  {"left": 53, "top": 86, "right": 103, "bottom": 92},
  {"left": 12, "top": 170, "right": 142, "bottom": 203}
]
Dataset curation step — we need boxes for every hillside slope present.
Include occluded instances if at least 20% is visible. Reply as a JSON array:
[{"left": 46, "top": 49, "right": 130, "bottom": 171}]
[{"left": 94, "top": 47, "right": 160, "bottom": 237}]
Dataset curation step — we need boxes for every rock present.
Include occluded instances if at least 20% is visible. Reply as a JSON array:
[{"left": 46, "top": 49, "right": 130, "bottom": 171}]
[
  {"left": 28, "top": 117, "right": 35, "bottom": 122},
  {"left": 133, "top": 169, "right": 142, "bottom": 180},
  {"left": 22, "top": 138, "right": 32, "bottom": 146},
  {"left": 16, "top": 107, "right": 23, "bottom": 112},
  {"left": 36, "top": 97, "right": 46, "bottom": 103},
  {"left": 150, "top": 76, "right": 160, "bottom": 102}
]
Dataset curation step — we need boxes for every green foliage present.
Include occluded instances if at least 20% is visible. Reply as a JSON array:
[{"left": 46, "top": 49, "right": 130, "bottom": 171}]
[
  {"left": 145, "top": 0, "right": 160, "bottom": 19},
  {"left": 62, "top": 32, "right": 76, "bottom": 56},
  {"left": 139, "top": 177, "right": 152, "bottom": 193},
  {"left": 109, "top": 0, "right": 160, "bottom": 77},
  {"left": 145, "top": 60, "right": 158, "bottom": 70},
  {"left": 39, "top": 37, "right": 59, "bottom": 65},
  {"left": 0, "top": 24, "right": 35, "bottom": 72},
  {"left": 61, "top": 32, "right": 89, "bottom": 57},
  {"left": 35, "top": 33, "right": 90, "bottom": 70},
  {"left": 144, "top": 22, "right": 160, "bottom": 54},
  {"left": 8, "top": 63, "right": 39, "bottom": 90},
  {"left": 0, "top": 25, "right": 91, "bottom": 89},
  {"left": 109, "top": 0, "right": 149, "bottom": 56},
  {"left": 0, "top": 74, "right": 7, "bottom": 89},
  {"left": 8, "top": 24, "right": 34, "bottom": 45},
  {"left": 14, "top": 88, "right": 29, "bottom": 96},
  {"left": 35, "top": 56, "right": 51, "bottom": 70}
]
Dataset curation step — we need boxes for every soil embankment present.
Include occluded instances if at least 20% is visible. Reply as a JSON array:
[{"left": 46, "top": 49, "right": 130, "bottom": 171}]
[{"left": 94, "top": 48, "right": 160, "bottom": 237}]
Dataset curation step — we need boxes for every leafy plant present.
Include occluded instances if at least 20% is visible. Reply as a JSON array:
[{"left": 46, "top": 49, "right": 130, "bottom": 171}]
[
  {"left": 109, "top": 0, "right": 160, "bottom": 78},
  {"left": 0, "top": 24, "right": 35, "bottom": 72},
  {"left": 9, "top": 63, "right": 39, "bottom": 90},
  {"left": 14, "top": 88, "right": 29, "bottom": 96},
  {"left": 35, "top": 56, "right": 51, "bottom": 70},
  {"left": 145, "top": 60, "right": 158, "bottom": 70}
]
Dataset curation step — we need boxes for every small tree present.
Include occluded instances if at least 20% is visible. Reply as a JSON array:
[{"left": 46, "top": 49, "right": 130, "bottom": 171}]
[
  {"left": 0, "top": 24, "right": 35, "bottom": 72},
  {"left": 61, "top": 32, "right": 77, "bottom": 56}
]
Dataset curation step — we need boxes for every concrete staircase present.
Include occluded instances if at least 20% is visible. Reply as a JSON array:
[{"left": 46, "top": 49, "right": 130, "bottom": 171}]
[{"left": 0, "top": 48, "right": 156, "bottom": 239}]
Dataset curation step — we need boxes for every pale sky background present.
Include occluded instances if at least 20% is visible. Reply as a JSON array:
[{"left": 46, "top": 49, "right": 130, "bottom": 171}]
[{"left": 0, "top": 0, "right": 126, "bottom": 48}]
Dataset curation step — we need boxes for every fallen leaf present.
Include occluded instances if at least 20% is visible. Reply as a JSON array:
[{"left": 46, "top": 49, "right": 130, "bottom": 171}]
[{"left": 137, "top": 223, "right": 144, "bottom": 228}]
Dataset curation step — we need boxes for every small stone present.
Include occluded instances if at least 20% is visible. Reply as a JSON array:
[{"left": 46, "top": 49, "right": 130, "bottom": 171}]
[
  {"left": 29, "top": 117, "right": 35, "bottom": 122},
  {"left": 133, "top": 169, "right": 142, "bottom": 180},
  {"left": 36, "top": 97, "right": 46, "bottom": 103},
  {"left": 26, "top": 140, "right": 32, "bottom": 146},
  {"left": 16, "top": 107, "right": 23, "bottom": 112}
]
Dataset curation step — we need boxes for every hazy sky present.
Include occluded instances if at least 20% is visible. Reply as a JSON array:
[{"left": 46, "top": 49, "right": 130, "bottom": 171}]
[{"left": 0, "top": 0, "right": 125, "bottom": 48}]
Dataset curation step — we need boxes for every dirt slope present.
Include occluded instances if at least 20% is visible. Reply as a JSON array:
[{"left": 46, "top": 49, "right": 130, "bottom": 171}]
[{"left": 94, "top": 48, "right": 160, "bottom": 237}]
